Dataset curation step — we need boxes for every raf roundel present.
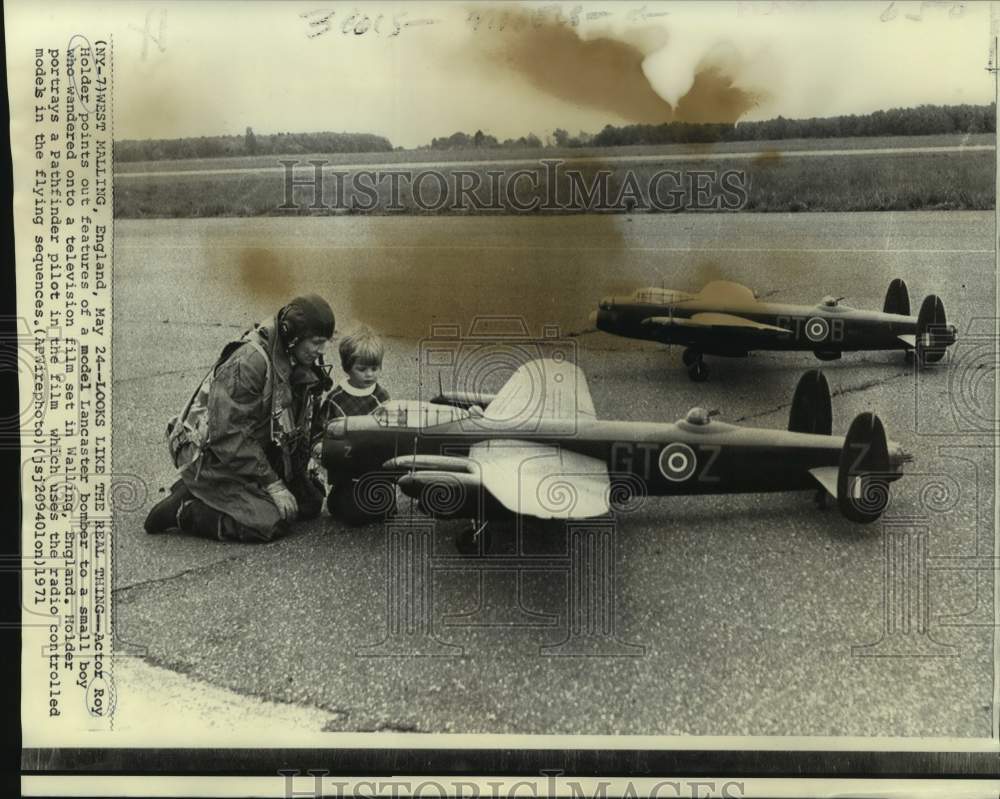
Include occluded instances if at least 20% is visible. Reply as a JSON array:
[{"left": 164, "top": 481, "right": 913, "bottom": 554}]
[
  {"left": 805, "top": 317, "right": 830, "bottom": 342},
  {"left": 658, "top": 443, "right": 698, "bottom": 482}
]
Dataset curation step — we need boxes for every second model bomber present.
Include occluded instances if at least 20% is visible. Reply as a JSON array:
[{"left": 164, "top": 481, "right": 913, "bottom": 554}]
[{"left": 591, "top": 278, "right": 957, "bottom": 381}]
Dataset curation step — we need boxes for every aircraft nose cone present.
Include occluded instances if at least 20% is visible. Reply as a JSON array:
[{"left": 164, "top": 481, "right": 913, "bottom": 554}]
[
  {"left": 397, "top": 473, "right": 422, "bottom": 499},
  {"left": 319, "top": 418, "right": 349, "bottom": 470},
  {"left": 327, "top": 418, "right": 347, "bottom": 438},
  {"left": 591, "top": 308, "right": 617, "bottom": 330}
]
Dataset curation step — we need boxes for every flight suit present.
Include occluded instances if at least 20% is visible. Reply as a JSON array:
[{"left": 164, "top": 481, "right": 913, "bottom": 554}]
[{"left": 171, "top": 321, "right": 326, "bottom": 542}]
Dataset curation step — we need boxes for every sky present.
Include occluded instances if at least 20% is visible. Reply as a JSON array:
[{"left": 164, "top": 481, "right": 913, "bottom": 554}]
[{"left": 29, "top": 0, "right": 998, "bottom": 148}]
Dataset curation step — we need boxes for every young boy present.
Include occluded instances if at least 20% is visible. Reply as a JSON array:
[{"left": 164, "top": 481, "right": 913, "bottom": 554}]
[
  {"left": 322, "top": 326, "right": 390, "bottom": 420},
  {"left": 311, "top": 327, "right": 392, "bottom": 523}
]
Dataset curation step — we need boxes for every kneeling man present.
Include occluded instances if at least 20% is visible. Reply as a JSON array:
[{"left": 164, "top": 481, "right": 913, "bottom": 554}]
[{"left": 144, "top": 295, "right": 335, "bottom": 542}]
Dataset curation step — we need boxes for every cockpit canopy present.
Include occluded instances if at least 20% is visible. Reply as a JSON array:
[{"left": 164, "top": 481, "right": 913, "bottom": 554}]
[
  {"left": 630, "top": 287, "right": 695, "bottom": 306},
  {"left": 372, "top": 400, "right": 470, "bottom": 429}
]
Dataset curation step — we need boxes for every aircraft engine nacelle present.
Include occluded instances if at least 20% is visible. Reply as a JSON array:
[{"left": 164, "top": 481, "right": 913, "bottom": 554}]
[
  {"left": 397, "top": 471, "right": 508, "bottom": 520},
  {"left": 430, "top": 389, "right": 497, "bottom": 411}
]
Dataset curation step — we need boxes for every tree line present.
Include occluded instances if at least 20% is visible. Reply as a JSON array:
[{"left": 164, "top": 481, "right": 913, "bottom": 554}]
[
  {"left": 115, "top": 129, "right": 394, "bottom": 162},
  {"left": 115, "top": 103, "right": 994, "bottom": 162},
  {"left": 425, "top": 103, "right": 995, "bottom": 150},
  {"left": 427, "top": 130, "right": 547, "bottom": 150}
]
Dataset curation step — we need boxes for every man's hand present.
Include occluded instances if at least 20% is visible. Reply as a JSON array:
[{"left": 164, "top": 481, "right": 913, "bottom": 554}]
[{"left": 265, "top": 480, "right": 299, "bottom": 520}]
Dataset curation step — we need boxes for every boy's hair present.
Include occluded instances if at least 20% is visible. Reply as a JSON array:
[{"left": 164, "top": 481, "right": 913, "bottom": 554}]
[{"left": 339, "top": 327, "right": 385, "bottom": 372}]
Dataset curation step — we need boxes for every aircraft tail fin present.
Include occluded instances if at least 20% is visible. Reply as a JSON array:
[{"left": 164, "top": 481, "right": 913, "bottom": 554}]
[
  {"left": 915, "top": 294, "right": 955, "bottom": 364},
  {"left": 883, "top": 278, "right": 910, "bottom": 316},
  {"left": 788, "top": 370, "right": 833, "bottom": 436},
  {"left": 836, "top": 412, "right": 892, "bottom": 523}
]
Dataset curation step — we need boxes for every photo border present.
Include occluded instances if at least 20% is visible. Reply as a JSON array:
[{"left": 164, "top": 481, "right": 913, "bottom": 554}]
[{"left": 9, "top": 1, "right": 1000, "bottom": 794}]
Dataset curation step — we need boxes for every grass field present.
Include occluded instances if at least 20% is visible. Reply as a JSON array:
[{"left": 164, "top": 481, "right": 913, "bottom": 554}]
[{"left": 114, "top": 135, "right": 995, "bottom": 217}]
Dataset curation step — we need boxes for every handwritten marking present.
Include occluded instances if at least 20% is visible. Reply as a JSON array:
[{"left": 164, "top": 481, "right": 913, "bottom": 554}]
[
  {"left": 300, "top": 9, "right": 336, "bottom": 38},
  {"left": 128, "top": 8, "right": 167, "bottom": 59},
  {"left": 628, "top": 5, "right": 670, "bottom": 21},
  {"left": 880, "top": 1, "right": 966, "bottom": 22},
  {"left": 67, "top": 34, "right": 94, "bottom": 114},
  {"left": 301, "top": 8, "right": 439, "bottom": 38},
  {"left": 465, "top": 5, "right": 673, "bottom": 31}
]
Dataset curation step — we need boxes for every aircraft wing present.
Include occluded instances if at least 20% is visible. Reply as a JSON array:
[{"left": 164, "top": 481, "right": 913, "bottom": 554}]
[
  {"left": 469, "top": 439, "right": 610, "bottom": 519},
  {"left": 484, "top": 358, "right": 597, "bottom": 424},
  {"left": 643, "top": 312, "right": 791, "bottom": 334}
]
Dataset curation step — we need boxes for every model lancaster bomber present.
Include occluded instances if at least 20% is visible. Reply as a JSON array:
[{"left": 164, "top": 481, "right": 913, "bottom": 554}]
[
  {"left": 321, "top": 360, "right": 910, "bottom": 551},
  {"left": 590, "top": 278, "right": 957, "bottom": 381}
]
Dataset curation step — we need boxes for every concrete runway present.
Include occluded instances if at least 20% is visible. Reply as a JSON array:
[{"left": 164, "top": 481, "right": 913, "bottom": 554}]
[{"left": 113, "top": 211, "right": 996, "bottom": 737}]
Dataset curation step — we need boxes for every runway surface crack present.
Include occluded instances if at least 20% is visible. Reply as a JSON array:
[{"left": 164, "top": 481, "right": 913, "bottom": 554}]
[
  {"left": 732, "top": 369, "right": 911, "bottom": 424},
  {"left": 829, "top": 369, "right": 912, "bottom": 399},
  {"left": 115, "top": 552, "right": 254, "bottom": 593}
]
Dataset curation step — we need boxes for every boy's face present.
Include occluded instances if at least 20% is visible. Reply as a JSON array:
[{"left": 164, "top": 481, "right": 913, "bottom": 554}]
[
  {"left": 347, "top": 360, "right": 380, "bottom": 389},
  {"left": 292, "top": 335, "right": 329, "bottom": 366}
]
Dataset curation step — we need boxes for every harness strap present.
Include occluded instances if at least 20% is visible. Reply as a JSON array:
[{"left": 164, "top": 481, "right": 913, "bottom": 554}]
[{"left": 244, "top": 336, "right": 273, "bottom": 402}]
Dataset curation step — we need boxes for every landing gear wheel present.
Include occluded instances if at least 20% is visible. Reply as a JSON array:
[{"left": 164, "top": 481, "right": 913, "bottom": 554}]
[
  {"left": 904, "top": 349, "right": 915, "bottom": 363},
  {"left": 327, "top": 478, "right": 396, "bottom": 527},
  {"left": 326, "top": 482, "right": 351, "bottom": 517},
  {"left": 682, "top": 348, "right": 700, "bottom": 368},
  {"left": 687, "top": 359, "right": 709, "bottom": 382}
]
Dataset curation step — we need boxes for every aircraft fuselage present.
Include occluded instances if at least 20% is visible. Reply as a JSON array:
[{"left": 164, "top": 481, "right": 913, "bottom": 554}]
[
  {"left": 594, "top": 297, "right": 926, "bottom": 356},
  {"left": 323, "top": 414, "right": 905, "bottom": 499}
]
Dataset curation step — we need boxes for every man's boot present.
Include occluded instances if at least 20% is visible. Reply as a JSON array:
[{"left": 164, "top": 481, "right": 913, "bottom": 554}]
[
  {"left": 177, "top": 497, "right": 290, "bottom": 543},
  {"left": 144, "top": 481, "right": 193, "bottom": 535}
]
